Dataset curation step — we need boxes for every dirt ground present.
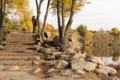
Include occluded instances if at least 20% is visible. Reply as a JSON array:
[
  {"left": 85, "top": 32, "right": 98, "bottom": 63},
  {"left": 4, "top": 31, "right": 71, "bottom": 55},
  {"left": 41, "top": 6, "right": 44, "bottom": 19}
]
[{"left": 0, "top": 71, "right": 101, "bottom": 80}]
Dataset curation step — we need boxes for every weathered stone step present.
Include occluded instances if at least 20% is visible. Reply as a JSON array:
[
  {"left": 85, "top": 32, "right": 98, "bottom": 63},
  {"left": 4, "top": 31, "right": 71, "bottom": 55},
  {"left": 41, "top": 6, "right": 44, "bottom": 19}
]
[
  {"left": 0, "top": 31, "right": 36, "bottom": 66},
  {"left": 4, "top": 45, "right": 34, "bottom": 49},
  {"left": 0, "top": 57, "right": 33, "bottom": 61},
  {"left": 5, "top": 44, "right": 34, "bottom": 47},
  {"left": 0, "top": 53, "right": 35, "bottom": 56},
  {"left": 9, "top": 39, "right": 35, "bottom": 44},
  {"left": 0, "top": 61, "right": 32, "bottom": 66},
  {"left": 4, "top": 48, "right": 34, "bottom": 51},
  {"left": 3, "top": 49, "right": 33, "bottom": 53},
  {"left": 0, "top": 56, "right": 33, "bottom": 58}
]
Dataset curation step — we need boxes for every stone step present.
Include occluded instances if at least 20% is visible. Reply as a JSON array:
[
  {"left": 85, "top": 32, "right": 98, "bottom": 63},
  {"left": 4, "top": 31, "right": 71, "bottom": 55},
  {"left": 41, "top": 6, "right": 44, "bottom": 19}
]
[
  {"left": 4, "top": 45, "right": 34, "bottom": 49},
  {"left": 4, "top": 47, "right": 34, "bottom": 50},
  {"left": 1, "top": 50, "right": 34, "bottom": 53},
  {"left": 0, "top": 61, "right": 32, "bottom": 66},
  {"left": 0, "top": 57, "right": 33, "bottom": 61},
  {"left": 0, "top": 53, "right": 35, "bottom": 56},
  {"left": 0, "top": 31, "right": 36, "bottom": 66},
  {"left": 0, "top": 56, "right": 33, "bottom": 58}
]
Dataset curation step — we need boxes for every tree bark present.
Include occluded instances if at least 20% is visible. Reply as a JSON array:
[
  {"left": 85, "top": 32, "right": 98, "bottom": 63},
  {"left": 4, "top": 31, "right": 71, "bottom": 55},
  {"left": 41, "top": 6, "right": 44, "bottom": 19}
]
[
  {"left": 61, "top": 0, "right": 76, "bottom": 52},
  {"left": 57, "top": 0, "right": 62, "bottom": 44},
  {"left": 0, "top": 0, "right": 3, "bottom": 42},
  {"left": 41, "top": 0, "right": 50, "bottom": 42},
  {"left": 61, "top": 0, "right": 65, "bottom": 43},
  {"left": 35, "top": 0, "right": 43, "bottom": 44}
]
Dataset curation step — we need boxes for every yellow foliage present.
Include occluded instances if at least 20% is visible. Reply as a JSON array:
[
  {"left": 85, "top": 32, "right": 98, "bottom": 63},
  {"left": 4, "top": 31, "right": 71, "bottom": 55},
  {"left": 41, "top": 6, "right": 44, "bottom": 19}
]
[
  {"left": 40, "top": 23, "right": 58, "bottom": 39},
  {"left": 112, "top": 55, "right": 119, "bottom": 62},
  {"left": 69, "top": 29, "right": 79, "bottom": 40},
  {"left": 112, "top": 27, "right": 119, "bottom": 35},
  {"left": 4, "top": 0, "right": 33, "bottom": 31},
  {"left": 85, "top": 31, "right": 93, "bottom": 45}
]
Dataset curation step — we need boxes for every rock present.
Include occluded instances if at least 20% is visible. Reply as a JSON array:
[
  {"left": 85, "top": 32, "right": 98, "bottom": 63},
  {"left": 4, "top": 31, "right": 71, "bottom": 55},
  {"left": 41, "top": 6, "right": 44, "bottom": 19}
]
[
  {"left": 47, "top": 68, "right": 56, "bottom": 73},
  {"left": 0, "top": 45, "right": 4, "bottom": 50},
  {"left": 1, "top": 41, "right": 6, "bottom": 45},
  {"left": 84, "top": 61, "right": 97, "bottom": 72},
  {"left": 53, "top": 52, "right": 62, "bottom": 56},
  {"left": 71, "top": 58, "right": 85, "bottom": 71},
  {"left": 31, "top": 68, "right": 41, "bottom": 74},
  {"left": 32, "top": 61, "right": 40, "bottom": 65},
  {"left": 61, "top": 70, "right": 71, "bottom": 76},
  {"left": 98, "top": 65, "right": 117, "bottom": 75},
  {"left": 8, "top": 66, "right": 20, "bottom": 71},
  {"left": 71, "top": 58, "right": 97, "bottom": 72},
  {"left": 66, "top": 34, "right": 81, "bottom": 53},
  {"left": 107, "top": 76, "right": 120, "bottom": 80},
  {"left": 34, "top": 56, "right": 40, "bottom": 60},
  {"left": 85, "top": 56, "right": 105, "bottom": 65},
  {"left": 56, "top": 60, "right": 68, "bottom": 69},
  {"left": 74, "top": 69, "right": 85, "bottom": 75},
  {"left": 44, "top": 54, "right": 56, "bottom": 60},
  {"left": 95, "top": 68, "right": 108, "bottom": 78},
  {"left": 34, "top": 45, "right": 41, "bottom": 51},
  {"left": 44, "top": 48, "right": 57, "bottom": 54},
  {"left": 72, "top": 52, "right": 86, "bottom": 59}
]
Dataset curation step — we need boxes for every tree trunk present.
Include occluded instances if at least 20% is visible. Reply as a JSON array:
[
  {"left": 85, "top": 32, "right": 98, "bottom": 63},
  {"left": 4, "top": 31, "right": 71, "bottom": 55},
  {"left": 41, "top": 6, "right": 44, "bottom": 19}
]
[
  {"left": 35, "top": 0, "right": 43, "bottom": 45},
  {"left": 61, "top": 0, "right": 65, "bottom": 43},
  {"left": 0, "top": 0, "right": 3, "bottom": 42},
  {"left": 61, "top": 0, "right": 76, "bottom": 52},
  {"left": 57, "top": 0, "right": 62, "bottom": 44},
  {"left": 41, "top": 0, "right": 50, "bottom": 42}
]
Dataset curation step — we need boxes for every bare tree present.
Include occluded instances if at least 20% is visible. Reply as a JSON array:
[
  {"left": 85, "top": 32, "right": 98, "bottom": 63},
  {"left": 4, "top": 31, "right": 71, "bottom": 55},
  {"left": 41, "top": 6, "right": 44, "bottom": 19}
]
[
  {"left": 41, "top": 0, "right": 50, "bottom": 42},
  {"left": 0, "top": 0, "right": 7, "bottom": 42},
  {"left": 35, "top": 0, "right": 43, "bottom": 45},
  {"left": 56, "top": 0, "right": 76, "bottom": 51}
]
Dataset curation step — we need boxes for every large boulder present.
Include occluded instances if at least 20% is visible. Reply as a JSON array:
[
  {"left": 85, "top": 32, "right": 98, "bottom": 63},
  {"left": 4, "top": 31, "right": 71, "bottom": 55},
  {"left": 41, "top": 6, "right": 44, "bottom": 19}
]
[
  {"left": 84, "top": 61, "right": 97, "bottom": 72},
  {"left": 85, "top": 56, "right": 105, "bottom": 65},
  {"left": 71, "top": 58, "right": 85, "bottom": 71},
  {"left": 95, "top": 68, "right": 108, "bottom": 78},
  {"left": 98, "top": 65, "right": 117, "bottom": 75},
  {"left": 71, "top": 58, "right": 97, "bottom": 72}
]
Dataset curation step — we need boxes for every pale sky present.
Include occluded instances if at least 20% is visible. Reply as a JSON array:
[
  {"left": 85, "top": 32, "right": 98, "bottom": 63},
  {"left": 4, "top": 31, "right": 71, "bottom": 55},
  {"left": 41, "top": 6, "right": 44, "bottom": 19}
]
[{"left": 30, "top": 0, "right": 120, "bottom": 31}]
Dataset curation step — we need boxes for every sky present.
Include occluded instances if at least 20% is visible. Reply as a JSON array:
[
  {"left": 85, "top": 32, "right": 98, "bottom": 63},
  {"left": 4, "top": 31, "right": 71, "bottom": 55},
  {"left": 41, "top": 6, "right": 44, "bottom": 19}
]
[{"left": 30, "top": 0, "right": 120, "bottom": 31}]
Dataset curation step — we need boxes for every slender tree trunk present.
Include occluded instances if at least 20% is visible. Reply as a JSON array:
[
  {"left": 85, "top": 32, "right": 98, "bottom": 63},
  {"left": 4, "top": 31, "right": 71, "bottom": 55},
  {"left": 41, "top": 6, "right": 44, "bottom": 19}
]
[
  {"left": 41, "top": 0, "right": 50, "bottom": 42},
  {"left": 57, "top": 0, "right": 62, "bottom": 44},
  {"left": 0, "top": 0, "right": 3, "bottom": 42},
  {"left": 61, "top": 0, "right": 76, "bottom": 52},
  {"left": 61, "top": 0, "right": 65, "bottom": 43},
  {"left": 35, "top": 0, "right": 43, "bottom": 44}
]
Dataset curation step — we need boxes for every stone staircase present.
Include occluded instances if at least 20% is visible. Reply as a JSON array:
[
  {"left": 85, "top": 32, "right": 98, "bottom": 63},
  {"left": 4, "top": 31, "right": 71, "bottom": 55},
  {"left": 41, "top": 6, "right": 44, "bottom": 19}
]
[{"left": 0, "top": 31, "right": 36, "bottom": 66}]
